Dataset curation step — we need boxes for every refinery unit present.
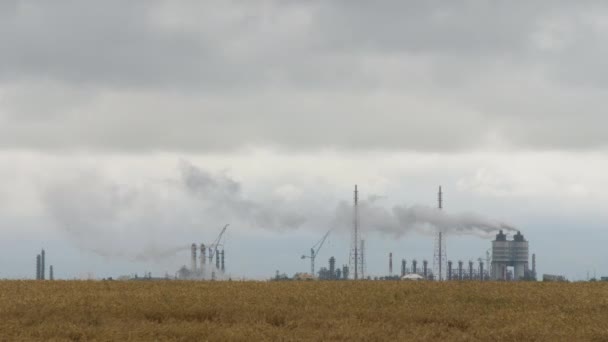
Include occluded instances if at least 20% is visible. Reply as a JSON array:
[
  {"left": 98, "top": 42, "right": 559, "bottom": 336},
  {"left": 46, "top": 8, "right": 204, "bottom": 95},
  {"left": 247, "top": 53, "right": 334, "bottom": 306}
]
[
  {"left": 31, "top": 186, "right": 542, "bottom": 282},
  {"left": 294, "top": 185, "right": 538, "bottom": 282},
  {"left": 34, "top": 249, "right": 54, "bottom": 280}
]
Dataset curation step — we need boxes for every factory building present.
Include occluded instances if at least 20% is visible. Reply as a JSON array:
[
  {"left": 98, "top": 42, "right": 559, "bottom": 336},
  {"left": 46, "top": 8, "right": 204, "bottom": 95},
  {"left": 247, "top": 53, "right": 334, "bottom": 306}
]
[{"left": 491, "top": 230, "right": 529, "bottom": 280}]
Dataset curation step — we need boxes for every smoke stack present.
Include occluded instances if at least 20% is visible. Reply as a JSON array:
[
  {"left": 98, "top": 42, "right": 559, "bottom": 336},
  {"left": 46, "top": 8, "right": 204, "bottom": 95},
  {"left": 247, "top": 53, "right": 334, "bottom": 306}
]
[
  {"left": 191, "top": 243, "right": 197, "bottom": 272},
  {"left": 401, "top": 259, "right": 406, "bottom": 277},
  {"left": 221, "top": 250, "right": 225, "bottom": 272},
  {"left": 447, "top": 260, "right": 453, "bottom": 280},
  {"left": 469, "top": 260, "right": 474, "bottom": 280},
  {"left": 360, "top": 239, "right": 365, "bottom": 279},
  {"left": 329, "top": 257, "right": 336, "bottom": 279},
  {"left": 458, "top": 260, "right": 463, "bottom": 280},
  {"left": 215, "top": 249, "right": 220, "bottom": 269},
  {"left": 423, "top": 260, "right": 428, "bottom": 279},
  {"left": 532, "top": 253, "right": 536, "bottom": 279},
  {"left": 41, "top": 249, "right": 45, "bottom": 280},
  {"left": 36, "top": 254, "right": 41, "bottom": 280},
  {"left": 200, "top": 243, "right": 206, "bottom": 266},
  {"left": 389, "top": 253, "right": 393, "bottom": 276},
  {"left": 412, "top": 259, "right": 418, "bottom": 274},
  {"left": 50, "top": 265, "right": 54, "bottom": 280}
]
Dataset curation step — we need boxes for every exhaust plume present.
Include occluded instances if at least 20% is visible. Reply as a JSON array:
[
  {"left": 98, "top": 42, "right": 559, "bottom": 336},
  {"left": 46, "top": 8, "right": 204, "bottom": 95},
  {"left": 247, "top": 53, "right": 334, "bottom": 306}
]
[
  {"left": 333, "top": 196, "right": 516, "bottom": 238},
  {"left": 43, "top": 161, "right": 305, "bottom": 260}
]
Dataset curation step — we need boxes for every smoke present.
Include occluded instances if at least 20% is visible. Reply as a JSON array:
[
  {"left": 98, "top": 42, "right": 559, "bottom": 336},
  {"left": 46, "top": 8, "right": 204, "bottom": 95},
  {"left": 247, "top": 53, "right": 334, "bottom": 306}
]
[
  {"left": 178, "top": 161, "right": 306, "bottom": 230},
  {"left": 42, "top": 161, "right": 306, "bottom": 260},
  {"left": 42, "top": 160, "right": 515, "bottom": 262},
  {"left": 333, "top": 196, "right": 517, "bottom": 238}
]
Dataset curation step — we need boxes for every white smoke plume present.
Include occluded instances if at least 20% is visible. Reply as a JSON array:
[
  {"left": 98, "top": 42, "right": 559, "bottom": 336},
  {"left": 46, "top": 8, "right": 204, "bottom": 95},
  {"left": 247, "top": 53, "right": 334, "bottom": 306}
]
[
  {"left": 333, "top": 196, "right": 517, "bottom": 238},
  {"left": 43, "top": 161, "right": 306, "bottom": 261}
]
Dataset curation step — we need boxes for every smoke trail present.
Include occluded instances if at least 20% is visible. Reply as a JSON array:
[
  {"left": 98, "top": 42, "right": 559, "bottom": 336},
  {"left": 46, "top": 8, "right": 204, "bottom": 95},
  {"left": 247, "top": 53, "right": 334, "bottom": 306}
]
[
  {"left": 42, "top": 161, "right": 306, "bottom": 260},
  {"left": 333, "top": 197, "right": 516, "bottom": 238},
  {"left": 178, "top": 161, "right": 306, "bottom": 230}
]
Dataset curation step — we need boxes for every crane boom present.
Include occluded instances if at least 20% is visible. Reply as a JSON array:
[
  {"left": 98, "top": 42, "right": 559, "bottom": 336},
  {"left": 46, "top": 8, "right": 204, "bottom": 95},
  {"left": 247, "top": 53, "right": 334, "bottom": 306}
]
[
  {"left": 301, "top": 229, "right": 331, "bottom": 277},
  {"left": 209, "top": 224, "right": 229, "bottom": 261}
]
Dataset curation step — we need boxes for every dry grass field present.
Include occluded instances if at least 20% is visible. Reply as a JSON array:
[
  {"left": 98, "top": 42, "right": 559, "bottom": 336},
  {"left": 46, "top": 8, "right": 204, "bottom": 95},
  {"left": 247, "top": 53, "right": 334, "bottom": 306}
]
[{"left": 0, "top": 280, "right": 607, "bottom": 341}]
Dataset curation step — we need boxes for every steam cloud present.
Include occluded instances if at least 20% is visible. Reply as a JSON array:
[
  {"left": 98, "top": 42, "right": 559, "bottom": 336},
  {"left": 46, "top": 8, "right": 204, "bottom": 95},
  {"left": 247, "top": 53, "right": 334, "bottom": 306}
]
[
  {"left": 43, "top": 161, "right": 306, "bottom": 261},
  {"left": 43, "top": 161, "right": 516, "bottom": 261},
  {"left": 333, "top": 197, "right": 517, "bottom": 238}
]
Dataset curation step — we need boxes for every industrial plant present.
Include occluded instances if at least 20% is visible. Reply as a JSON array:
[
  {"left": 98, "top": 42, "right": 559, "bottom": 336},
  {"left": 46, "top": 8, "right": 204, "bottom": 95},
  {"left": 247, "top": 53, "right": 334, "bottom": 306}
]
[
  {"left": 175, "top": 224, "right": 230, "bottom": 281},
  {"left": 294, "top": 185, "right": 538, "bottom": 282},
  {"left": 34, "top": 249, "right": 54, "bottom": 280},
  {"left": 31, "top": 185, "right": 542, "bottom": 283}
]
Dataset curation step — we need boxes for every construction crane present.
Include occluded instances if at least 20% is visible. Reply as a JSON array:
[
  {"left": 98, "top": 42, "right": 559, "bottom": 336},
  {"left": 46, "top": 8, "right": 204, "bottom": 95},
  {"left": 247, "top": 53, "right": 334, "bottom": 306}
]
[
  {"left": 301, "top": 230, "right": 331, "bottom": 277},
  {"left": 208, "top": 224, "right": 229, "bottom": 263}
]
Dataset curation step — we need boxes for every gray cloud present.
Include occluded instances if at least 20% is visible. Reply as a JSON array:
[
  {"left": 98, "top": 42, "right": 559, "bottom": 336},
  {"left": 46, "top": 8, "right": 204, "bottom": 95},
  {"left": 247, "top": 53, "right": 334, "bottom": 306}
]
[{"left": 1, "top": 1, "right": 608, "bottom": 152}]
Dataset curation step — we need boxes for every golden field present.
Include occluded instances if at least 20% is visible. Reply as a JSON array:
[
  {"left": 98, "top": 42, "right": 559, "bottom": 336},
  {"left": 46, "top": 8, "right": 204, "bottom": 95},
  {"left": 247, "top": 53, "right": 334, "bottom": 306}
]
[{"left": 0, "top": 281, "right": 607, "bottom": 341}]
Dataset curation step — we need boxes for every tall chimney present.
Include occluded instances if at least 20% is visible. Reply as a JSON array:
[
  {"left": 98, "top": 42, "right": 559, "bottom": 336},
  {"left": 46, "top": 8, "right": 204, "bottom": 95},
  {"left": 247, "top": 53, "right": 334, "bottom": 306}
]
[
  {"left": 469, "top": 260, "right": 474, "bottom": 280},
  {"left": 389, "top": 253, "right": 393, "bottom": 276},
  {"left": 191, "top": 243, "right": 197, "bottom": 272},
  {"left": 200, "top": 243, "right": 206, "bottom": 267},
  {"left": 532, "top": 253, "right": 536, "bottom": 280},
  {"left": 36, "top": 254, "right": 41, "bottom": 280},
  {"left": 447, "top": 260, "right": 453, "bottom": 280},
  {"left": 401, "top": 259, "right": 406, "bottom": 277},
  {"left": 215, "top": 249, "right": 220, "bottom": 269},
  {"left": 221, "top": 250, "right": 225, "bottom": 272},
  {"left": 50, "top": 265, "right": 54, "bottom": 280},
  {"left": 423, "top": 260, "right": 428, "bottom": 279},
  {"left": 412, "top": 259, "right": 418, "bottom": 274},
  {"left": 41, "top": 249, "right": 45, "bottom": 280},
  {"left": 458, "top": 260, "right": 463, "bottom": 280}
]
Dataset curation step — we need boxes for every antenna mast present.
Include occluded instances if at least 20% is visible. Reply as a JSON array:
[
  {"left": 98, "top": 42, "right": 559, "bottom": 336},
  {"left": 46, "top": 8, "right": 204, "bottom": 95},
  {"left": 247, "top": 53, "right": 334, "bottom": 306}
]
[
  {"left": 350, "top": 185, "right": 361, "bottom": 280},
  {"left": 433, "top": 186, "right": 447, "bottom": 280}
]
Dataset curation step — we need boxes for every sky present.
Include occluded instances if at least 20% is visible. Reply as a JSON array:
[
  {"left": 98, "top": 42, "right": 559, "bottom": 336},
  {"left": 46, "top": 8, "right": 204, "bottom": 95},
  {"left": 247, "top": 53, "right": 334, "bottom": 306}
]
[{"left": 1, "top": 1, "right": 608, "bottom": 280}]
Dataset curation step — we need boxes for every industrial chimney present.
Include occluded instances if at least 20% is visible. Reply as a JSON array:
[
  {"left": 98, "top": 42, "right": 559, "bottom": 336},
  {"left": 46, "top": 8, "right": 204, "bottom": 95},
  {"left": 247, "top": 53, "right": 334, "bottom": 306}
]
[
  {"left": 36, "top": 254, "right": 41, "bottom": 280},
  {"left": 423, "top": 260, "right": 428, "bottom": 279},
  {"left": 469, "top": 260, "right": 474, "bottom": 280},
  {"left": 532, "top": 253, "right": 536, "bottom": 280},
  {"left": 412, "top": 259, "right": 418, "bottom": 274},
  {"left": 401, "top": 259, "right": 406, "bottom": 277},
  {"left": 458, "top": 260, "right": 463, "bottom": 280},
  {"left": 447, "top": 260, "right": 453, "bottom": 280},
  {"left": 50, "top": 265, "right": 54, "bottom": 281},
  {"left": 200, "top": 243, "right": 206, "bottom": 267},
  {"left": 329, "top": 257, "right": 336, "bottom": 279},
  {"left": 221, "top": 250, "right": 225, "bottom": 272},
  {"left": 41, "top": 249, "right": 45, "bottom": 280},
  {"left": 215, "top": 249, "right": 220, "bottom": 269},
  {"left": 389, "top": 253, "right": 393, "bottom": 276},
  {"left": 191, "top": 243, "right": 197, "bottom": 272}
]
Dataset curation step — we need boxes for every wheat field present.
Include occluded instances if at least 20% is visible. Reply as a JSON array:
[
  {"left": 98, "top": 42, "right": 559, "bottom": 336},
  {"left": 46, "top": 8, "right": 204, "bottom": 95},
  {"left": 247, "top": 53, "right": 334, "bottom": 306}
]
[{"left": 0, "top": 280, "right": 606, "bottom": 341}]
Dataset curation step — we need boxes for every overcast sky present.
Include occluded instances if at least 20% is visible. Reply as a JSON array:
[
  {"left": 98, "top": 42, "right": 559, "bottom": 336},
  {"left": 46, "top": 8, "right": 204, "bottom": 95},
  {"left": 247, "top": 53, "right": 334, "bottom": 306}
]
[{"left": 1, "top": 1, "right": 608, "bottom": 280}]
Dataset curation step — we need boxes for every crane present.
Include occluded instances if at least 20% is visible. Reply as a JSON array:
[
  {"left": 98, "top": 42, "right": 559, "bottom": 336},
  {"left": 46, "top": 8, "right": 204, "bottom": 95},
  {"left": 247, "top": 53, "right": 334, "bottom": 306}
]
[
  {"left": 208, "top": 224, "right": 229, "bottom": 263},
  {"left": 301, "top": 230, "right": 331, "bottom": 277}
]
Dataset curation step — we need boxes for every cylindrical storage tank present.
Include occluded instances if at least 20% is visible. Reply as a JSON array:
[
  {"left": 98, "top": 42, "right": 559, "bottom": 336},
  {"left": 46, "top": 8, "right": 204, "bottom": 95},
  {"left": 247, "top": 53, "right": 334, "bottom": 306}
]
[{"left": 512, "top": 232, "right": 529, "bottom": 280}]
